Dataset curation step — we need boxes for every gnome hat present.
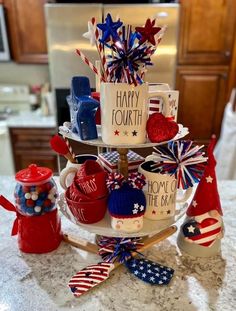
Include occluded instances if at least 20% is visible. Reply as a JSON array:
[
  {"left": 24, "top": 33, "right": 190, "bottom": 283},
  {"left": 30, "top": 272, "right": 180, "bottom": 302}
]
[
  {"left": 108, "top": 183, "right": 146, "bottom": 219},
  {"left": 186, "top": 136, "right": 223, "bottom": 217}
]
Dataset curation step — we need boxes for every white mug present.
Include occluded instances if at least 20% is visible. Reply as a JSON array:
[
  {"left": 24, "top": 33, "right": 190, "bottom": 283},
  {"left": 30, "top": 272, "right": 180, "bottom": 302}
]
[
  {"left": 148, "top": 83, "right": 179, "bottom": 121},
  {"left": 100, "top": 82, "right": 170, "bottom": 145},
  {"left": 139, "top": 160, "right": 192, "bottom": 221},
  {"left": 59, "top": 154, "right": 99, "bottom": 190}
]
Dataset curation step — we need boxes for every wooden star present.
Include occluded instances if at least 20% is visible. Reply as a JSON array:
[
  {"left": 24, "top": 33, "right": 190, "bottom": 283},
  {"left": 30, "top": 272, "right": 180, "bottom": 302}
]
[
  {"left": 83, "top": 20, "right": 96, "bottom": 46},
  {"left": 135, "top": 19, "right": 161, "bottom": 46},
  {"left": 132, "top": 130, "right": 138, "bottom": 136},
  {"left": 97, "top": 13, "right": 122, "bottom": 42},
  {"left": 114, "top": 130, "right": 119, "bottom": 136}
]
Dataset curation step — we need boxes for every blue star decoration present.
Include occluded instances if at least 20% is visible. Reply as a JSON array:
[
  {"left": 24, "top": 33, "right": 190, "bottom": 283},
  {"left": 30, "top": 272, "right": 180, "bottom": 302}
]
[
  {"left": 97, "top": 13, "right": 122, "bottom": 42},
  {"left": 125, "top": 258, "right": 174, "bottom": 285}
]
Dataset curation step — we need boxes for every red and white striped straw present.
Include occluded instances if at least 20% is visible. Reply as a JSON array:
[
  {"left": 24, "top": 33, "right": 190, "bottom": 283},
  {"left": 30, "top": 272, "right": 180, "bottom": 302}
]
[
  {"left": 91, "top": 17, "right": 106, "bottom": 80},
  {"left": 75, "top": 48, "right": 105, "bottom": 82},
  {"left": 91, "top": 17, "right": 109, "bottom": 82}
]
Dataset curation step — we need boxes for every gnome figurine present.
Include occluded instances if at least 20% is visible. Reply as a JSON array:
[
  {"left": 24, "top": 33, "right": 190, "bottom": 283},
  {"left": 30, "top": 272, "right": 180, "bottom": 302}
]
[{"left": 177, "top": 136, "right": 224, "bottom": 257}]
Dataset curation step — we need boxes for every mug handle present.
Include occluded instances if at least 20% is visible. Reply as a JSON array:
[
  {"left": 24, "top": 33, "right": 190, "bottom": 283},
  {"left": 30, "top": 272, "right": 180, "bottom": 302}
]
[
  {"left": 59, "top": 166, "right": 78, "bottom": 190},
  {"left": 147, "top": 91, "right": 169, "bottom": 117},
  {"left": 176, "top": 187, "right": 193, "bottom": 203},
  {"left": 175, "top": 187, "right": 193, "bottom": 218}
]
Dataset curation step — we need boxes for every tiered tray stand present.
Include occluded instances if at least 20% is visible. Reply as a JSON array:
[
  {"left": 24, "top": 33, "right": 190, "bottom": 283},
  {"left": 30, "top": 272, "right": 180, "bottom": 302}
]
[{"left": 58, "top": 124, "right": 190, "bottom": 255}]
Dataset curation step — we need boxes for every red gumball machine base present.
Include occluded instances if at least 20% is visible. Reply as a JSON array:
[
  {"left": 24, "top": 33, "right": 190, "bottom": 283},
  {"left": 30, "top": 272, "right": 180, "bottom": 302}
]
[
  {"left": 0, "top": 195, "right": 62, "bottom": 254},
  {"left": 17, "top": 209, "right": 62, "bottom": 254}
]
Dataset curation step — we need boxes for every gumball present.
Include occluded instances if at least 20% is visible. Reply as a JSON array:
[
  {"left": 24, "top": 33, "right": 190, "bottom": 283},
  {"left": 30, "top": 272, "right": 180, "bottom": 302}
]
[
  {"left": 34, "top": 206, "right": 42, "bottom": 213},
  {"left": 43, "top": 199, "right": 51, "bottom": 207},
  {"left": 26, "top": 199, "right": 35, "bottom": 208},
  {"left": 31, "top": 192, "right": 38, "bottom": 201},
  {"left": 25, "top": 193, "right": 31, "bottom": 199}
]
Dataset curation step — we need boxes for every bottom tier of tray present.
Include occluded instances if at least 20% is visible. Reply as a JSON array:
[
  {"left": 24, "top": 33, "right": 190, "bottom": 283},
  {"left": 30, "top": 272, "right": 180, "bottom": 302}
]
[{"left": 58, "top": 193, "right": 189, "bottom": 238}]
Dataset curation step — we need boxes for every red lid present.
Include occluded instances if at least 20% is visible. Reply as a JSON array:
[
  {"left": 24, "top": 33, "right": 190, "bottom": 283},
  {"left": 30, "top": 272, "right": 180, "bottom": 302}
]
[{"left": 15, "top": 164, "right": 52, "bottom": 184}]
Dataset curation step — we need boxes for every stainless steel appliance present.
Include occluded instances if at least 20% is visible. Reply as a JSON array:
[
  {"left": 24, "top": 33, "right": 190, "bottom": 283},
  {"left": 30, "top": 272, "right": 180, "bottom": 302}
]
[
  {"left": 45, "top": 3, "right": 179, "bottom": 127},
  {"left": 0, "top": 5, "right": 10, "bottom": 61}
]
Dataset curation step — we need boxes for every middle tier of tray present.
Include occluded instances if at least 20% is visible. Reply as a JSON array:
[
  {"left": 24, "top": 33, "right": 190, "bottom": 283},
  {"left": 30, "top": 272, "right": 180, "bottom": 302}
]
[
  {"left": 59, "top": 123, "right": 189, "bottom": 148},
  {"left": 58, "top": 193, "right": 190, "bottom": 238}
]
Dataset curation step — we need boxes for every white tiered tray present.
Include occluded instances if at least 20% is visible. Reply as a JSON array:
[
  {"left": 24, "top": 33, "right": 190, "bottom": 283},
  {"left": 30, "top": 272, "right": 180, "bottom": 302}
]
[
  {"left": 59, "top": 123, "right": 189, "bottom": 148},
  {"left": 58, "top": 193, "right": 189, "bottom": 238}
]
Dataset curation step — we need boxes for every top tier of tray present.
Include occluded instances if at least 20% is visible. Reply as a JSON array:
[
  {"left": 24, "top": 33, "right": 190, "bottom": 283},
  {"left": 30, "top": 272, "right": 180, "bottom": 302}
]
[{"left": 59, "top": 124, "right": 189, "bottom": 149}]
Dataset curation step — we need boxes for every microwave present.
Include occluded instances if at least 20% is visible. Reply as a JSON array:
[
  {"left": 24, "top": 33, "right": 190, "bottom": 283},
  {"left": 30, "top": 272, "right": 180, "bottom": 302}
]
[{"left": 0, "top": 5, "right": 10, "bottom": 61}]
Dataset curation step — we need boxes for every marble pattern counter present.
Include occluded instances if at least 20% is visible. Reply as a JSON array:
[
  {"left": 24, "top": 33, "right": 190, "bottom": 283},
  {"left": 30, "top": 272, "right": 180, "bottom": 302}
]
[
  {"left": 5, "top": 110, "right": 56, "bottom": 128},
  {"left": 0, "top": 176, "right": 236, "bottom": 311}
]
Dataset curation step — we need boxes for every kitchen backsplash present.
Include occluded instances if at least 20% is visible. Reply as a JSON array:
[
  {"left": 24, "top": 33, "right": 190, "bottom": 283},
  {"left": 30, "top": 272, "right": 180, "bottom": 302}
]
[{"left": 0, "top": 62, "right": 49, "bottom": 85}]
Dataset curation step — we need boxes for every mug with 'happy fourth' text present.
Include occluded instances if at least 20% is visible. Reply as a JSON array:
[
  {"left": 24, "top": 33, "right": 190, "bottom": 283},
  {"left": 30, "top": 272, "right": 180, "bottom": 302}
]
[{"left": 100, "top": 82, "right": 170, "bottom": 145}]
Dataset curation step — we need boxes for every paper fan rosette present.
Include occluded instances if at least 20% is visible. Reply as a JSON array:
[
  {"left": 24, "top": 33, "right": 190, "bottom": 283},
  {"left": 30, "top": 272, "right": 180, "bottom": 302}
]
[{"left": 151, "top": 140, "right": 208, "bottom": 189}]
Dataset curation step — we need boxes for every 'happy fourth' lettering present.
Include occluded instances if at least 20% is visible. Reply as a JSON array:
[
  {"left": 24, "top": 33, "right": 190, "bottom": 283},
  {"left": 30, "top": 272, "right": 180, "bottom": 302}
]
[{"left": 116, "top": 90, "right": 139, "bottom": 108}]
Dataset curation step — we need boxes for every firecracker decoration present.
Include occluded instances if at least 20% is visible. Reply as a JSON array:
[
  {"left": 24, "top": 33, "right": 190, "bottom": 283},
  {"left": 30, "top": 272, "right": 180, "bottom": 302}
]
[
  {"left": 151, "top": 140, "right": 207, "bottom": 189},
  {"left": 106, "top": 171, "right": 146, "bottom": 191},
  {"left": 177, "top": 136, "right": 224, "bottom": 257},
  {"left": 80, "top": 14, "right": 166, "bottom": 85},
  {"left": 98, "top": 236, "right": 143, "bottom": 263}
]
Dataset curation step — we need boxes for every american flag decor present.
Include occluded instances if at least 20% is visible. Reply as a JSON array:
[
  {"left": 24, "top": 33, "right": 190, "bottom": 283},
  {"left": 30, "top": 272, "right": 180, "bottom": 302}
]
[
  {"left": 125, "top": 258, "right": 174, "bottom": 285},
  {"left": 182, "top": 218, "right": 222, "bottom": 247},
  {"left": 149, "top": 98, "right": 162, "bottom": 115},
  {"left": 98, "top": 150, "right": 144, "bottom": 173},
  {"left": 68, "top": 262, "right": 115, "bottom": 297}
]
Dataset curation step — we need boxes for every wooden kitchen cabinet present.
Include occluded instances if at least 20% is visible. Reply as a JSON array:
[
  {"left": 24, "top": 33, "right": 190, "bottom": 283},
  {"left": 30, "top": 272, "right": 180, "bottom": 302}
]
[
  {"left": 176, "top": 0, "right": 236, "bottom": 145},
  {"left": 176, "top": 66, "right": 228, "bottom": 144},
  {"left": 178, "top": 0, "right": 236, "bottom": 65},
  {"left": 4, "top": 0, "right": 48, "bottom": 63},
  {"left": 10, "top": 128, "right": 58, "bottom": 173}
]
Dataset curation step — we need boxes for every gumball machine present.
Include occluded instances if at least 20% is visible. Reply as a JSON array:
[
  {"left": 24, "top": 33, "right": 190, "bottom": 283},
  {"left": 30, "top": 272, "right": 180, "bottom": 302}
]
[{"left": 0, "top": 164, "right": 62, "bottom": 253}]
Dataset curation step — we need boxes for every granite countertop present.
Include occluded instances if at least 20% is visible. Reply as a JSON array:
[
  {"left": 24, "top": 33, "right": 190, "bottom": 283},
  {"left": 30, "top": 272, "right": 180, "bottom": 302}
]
[
  {"left": 5, "top": 110, "right": 56, "bottom": 128},
  {"left": 0, "top": 176, "right": 236, "bottom": 311}
]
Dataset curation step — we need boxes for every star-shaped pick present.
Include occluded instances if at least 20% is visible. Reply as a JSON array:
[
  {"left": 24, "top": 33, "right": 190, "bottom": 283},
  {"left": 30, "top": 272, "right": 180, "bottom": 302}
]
[
  {"left": 135, "top": 19, "right": 161, "bottom": 46},
  {"left": 83, "top": 20, "right": 96, "bottom": 46},
  {"left": 97, "top": 13, "right": 122, "bottom": 42}
]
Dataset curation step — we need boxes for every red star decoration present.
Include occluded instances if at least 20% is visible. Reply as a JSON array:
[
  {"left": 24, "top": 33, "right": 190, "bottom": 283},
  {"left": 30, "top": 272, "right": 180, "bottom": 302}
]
[
  {"left": 114, "top": 130, "right": 119, "bottom": 136},
  {"left": 135, "top": 19, "right": 161, "bottom": 45},
  {"left": 152, "top": 210, "right": 156, "bottom": 215}
]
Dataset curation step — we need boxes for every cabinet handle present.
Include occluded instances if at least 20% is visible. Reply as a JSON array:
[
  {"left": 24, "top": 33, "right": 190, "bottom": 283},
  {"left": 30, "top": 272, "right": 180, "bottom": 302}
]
[
  {"left": 221, "top": 73, "right": 228, "bottom": 79},
  {"left": 224, "top": 51, "right": 231, "bottom": 57}
]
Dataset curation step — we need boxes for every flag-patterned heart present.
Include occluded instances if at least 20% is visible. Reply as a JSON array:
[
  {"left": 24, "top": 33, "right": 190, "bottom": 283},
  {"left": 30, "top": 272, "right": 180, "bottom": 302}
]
[
  {"left": 182, "top": 218, "right": 222, "bottom": 247},
  {"left": 125, "top": 258, "right": 174, "bottom": 285},
  {"left": 68, "top": 262, "right": 115, "bottom": 297}
]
